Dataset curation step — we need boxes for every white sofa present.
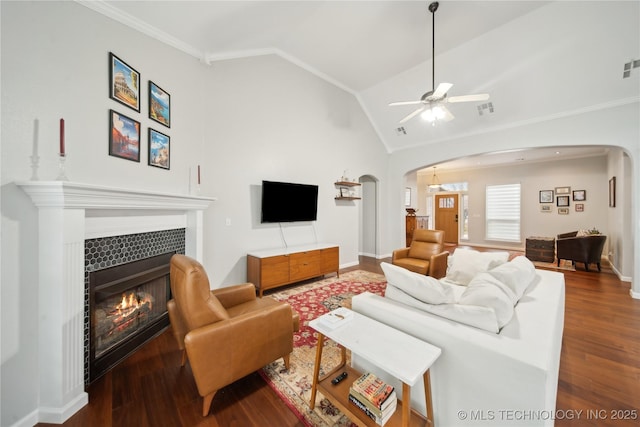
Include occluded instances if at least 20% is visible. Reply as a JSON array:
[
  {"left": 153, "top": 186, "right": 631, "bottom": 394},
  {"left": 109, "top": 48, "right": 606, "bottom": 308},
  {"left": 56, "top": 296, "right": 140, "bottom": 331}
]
[{"left": 351, "top": 262, "right": 565, "bottom": 427}]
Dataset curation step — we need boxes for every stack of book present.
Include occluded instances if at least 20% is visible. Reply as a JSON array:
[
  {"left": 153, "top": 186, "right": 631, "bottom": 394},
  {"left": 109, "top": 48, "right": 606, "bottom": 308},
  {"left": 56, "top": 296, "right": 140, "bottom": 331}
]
[{"left": 348, "top": 372, "right": 397, "bottom": 426}]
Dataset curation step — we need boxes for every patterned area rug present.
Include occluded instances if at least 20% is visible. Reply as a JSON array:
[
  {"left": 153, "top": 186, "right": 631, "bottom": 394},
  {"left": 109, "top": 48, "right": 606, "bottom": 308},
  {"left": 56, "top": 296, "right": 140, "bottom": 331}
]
[{"left": 260, "top": 270, "right": 387, "bottom": 427}]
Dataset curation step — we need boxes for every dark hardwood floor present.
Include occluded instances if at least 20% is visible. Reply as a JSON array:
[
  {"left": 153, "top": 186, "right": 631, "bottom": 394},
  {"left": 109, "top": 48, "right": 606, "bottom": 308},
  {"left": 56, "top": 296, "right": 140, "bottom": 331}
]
[{"left": 39, "top": 253, "right": 640, "bottom": 427}]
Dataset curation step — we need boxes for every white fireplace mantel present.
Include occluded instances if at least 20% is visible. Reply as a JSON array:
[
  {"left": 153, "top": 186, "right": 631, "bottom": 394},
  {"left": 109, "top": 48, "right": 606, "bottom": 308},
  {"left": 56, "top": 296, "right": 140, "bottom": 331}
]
[
  {"left": 17, "top": 181, "right": 216, "bottom": 424},
  {"left": 17, "top": 180, "right": 215, "bottom": 210}
]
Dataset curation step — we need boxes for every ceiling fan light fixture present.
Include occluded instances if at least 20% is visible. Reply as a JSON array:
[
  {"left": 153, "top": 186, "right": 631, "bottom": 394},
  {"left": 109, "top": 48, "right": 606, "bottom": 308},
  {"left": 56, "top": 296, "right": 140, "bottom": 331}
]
[
  {"left": 421, "top": 109, "right": 435, "bottom": 122},
  {"left": 421, "top": 105, "right": 445, "bottom": 123}
]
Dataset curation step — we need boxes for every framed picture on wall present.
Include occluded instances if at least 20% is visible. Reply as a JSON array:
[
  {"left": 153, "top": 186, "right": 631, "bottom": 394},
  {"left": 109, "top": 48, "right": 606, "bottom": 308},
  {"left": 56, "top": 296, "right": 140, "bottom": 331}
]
[
  {"left": 539, "top": 190, "right": 554, "bottom": 203},
  {"left": 572, "top": 190, "right": 586, "bottom": 201},
  {"left": 149, "top": 81, "right": 170, "bottom": 128},
  {"left": 557, "top": 195, "right": 570, "bottom": 207},
  {"left": 109, "top": 53, "right": 140, "bottom": 112},
  {"left": 109, "top": 110, "right": 140, "bottom": 162},
  {"left": 540, "top": 204, "right": 552, "bottom": 213},
  {"left": 148, "top": 128, "right": 170, "bottom": 169},
  {"left": 575, "top": 203, "right": 584, "bottom": 212},
  {"left": 558, "top": 207, "right": 570, "bottom": 215},
  {"left": 555, "top": 186, "right": 571, "bottom": 195}
]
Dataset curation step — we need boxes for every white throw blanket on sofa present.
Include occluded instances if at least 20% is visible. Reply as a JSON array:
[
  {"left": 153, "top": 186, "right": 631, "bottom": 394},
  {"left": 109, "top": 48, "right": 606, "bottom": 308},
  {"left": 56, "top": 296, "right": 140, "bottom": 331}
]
[
  {"left": 381, "top": 250, "right": 538, "bottom": 333},
  {"left": 352, "top": 249, "right": 565, "bottom": 427}
]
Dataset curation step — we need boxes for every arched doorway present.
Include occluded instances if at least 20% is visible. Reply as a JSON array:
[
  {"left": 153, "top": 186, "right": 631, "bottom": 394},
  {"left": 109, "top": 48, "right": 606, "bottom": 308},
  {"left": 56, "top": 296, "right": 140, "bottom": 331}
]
[{"left": 359, "top": 175, "right": 378, "bottom": 258}]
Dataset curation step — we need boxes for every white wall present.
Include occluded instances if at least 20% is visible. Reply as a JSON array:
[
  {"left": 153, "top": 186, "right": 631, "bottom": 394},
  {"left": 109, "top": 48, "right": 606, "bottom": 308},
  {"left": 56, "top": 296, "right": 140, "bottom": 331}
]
[
  {"left": 199, "top": 54, "right": 388, "bottom": 285},
  {"left": 607, "top": 147, "right": 634, "bottom": 282},
  {"left": 0, "top": 2, "right": 388, "bottom": 425},
  {"left": 1, "top": 1, "right": 637, "bottom": 425},
  {"left": 0, "top": 1, "right": 206, "bottom": 193},
  {"left": 385, "top": 103, "right": 639, "bottom": 289},
  {"left": 415, "top": 155, "right": 609, "bottom": 250}
]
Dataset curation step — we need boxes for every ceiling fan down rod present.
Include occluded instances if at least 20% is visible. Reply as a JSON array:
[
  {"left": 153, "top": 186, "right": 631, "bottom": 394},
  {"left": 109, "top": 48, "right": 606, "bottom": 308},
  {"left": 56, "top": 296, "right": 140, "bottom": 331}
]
[{"left": 429, "top": 1, "right": 439, "bottom": 93}]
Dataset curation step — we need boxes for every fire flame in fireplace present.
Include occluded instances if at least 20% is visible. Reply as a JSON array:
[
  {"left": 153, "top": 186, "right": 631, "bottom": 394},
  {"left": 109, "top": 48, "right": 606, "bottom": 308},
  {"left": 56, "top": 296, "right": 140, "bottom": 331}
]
[
  {"left": 117, "top": 292, "right": 153, "bottom": 313},
  {"left": 102, "top": 291, "right": 155, "bottom": 337}
]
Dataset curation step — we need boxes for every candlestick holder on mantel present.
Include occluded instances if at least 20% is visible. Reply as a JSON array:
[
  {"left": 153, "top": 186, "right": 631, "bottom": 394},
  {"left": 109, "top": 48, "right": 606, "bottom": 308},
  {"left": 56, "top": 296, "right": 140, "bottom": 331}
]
[
  {"left": 30, "top": 155, "right": 40, "bottom": 181},
  {"left": 56, "top": 154, "right": 68, "bottom": 181}
]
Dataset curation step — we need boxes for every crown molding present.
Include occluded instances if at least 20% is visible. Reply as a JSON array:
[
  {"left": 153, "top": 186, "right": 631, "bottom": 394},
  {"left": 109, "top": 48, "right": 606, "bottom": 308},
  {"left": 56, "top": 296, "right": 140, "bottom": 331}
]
[
  {"left": 203, "top": 47, "right": 355, "bottom": 95},
  {"left": 76, "top": 1, "right": 358, "bottom": 95},
  {"left": 76, "top": 0, "right": 204, "bottom": 60}
]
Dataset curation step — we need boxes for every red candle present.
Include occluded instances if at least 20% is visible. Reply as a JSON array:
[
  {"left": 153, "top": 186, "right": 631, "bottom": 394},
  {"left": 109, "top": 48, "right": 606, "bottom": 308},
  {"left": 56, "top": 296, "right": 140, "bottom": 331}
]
[
  {"left": 197, "top": 165, "right": 201, "bottom": 184},
  {"left": 59, "top": 118, "right": 65, "bottom": 156}
]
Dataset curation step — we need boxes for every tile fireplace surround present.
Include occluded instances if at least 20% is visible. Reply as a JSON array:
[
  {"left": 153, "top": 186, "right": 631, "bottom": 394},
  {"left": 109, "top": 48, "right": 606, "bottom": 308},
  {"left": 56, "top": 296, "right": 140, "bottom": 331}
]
[{"left": 17, "top": 181, "right": 215, "bottom": 424}]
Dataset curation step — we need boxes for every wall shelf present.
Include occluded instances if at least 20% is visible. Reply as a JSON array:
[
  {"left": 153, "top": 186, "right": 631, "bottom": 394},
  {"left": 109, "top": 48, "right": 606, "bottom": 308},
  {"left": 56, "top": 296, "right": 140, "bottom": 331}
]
[
  {"left": 334, "top": 181, "right": 361, "bottom": 187},
  {"left": 335, "top": 181, "right": 361, "bottom": 200}
]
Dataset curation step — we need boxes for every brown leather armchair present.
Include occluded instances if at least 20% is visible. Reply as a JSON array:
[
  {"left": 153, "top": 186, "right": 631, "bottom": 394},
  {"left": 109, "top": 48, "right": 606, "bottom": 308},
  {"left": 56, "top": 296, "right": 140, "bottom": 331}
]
[
  {"left": 392, "top": 229, "right": 449, "bottom": 278},
  {"left": 556, "top": 231, "right": 607, "bottom": 271},
  {"left": 167, "top": 254, "right": 299, "bottom": 416}
]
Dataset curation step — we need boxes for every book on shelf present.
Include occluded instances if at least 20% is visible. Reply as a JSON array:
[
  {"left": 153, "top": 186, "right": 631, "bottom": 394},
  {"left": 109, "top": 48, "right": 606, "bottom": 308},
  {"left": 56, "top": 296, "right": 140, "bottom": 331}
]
[
  {"left": 351, "top": 372, "right": 395, "bottom": 409},
  {"left": 317, "top": 307, "right": 353, "bottom": 330},
  {"left": 348, "top": 393, "right": 395, "bottom": 426},
  {"left": 350, "top": 386, "right": 397, "bottom": 415}
]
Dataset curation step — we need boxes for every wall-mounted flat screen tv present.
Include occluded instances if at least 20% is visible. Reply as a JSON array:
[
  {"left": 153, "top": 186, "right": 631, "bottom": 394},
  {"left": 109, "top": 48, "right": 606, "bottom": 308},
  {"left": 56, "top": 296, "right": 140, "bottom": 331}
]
[{"left": 261, "top": 180, "right": 319, "bottom": 223}]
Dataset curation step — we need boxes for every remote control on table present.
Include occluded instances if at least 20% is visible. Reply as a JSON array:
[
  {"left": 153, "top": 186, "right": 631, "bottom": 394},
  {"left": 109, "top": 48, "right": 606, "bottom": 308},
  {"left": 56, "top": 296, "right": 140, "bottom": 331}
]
[{"left": 332, "top": 371, "right": 348, "bottom": 385}]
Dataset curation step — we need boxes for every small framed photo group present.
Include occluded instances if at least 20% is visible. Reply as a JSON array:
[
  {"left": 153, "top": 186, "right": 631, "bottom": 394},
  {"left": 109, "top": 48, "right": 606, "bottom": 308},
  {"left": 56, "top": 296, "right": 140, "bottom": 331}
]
[
  {"left": 539, "top": 187, "right": 586, "bottom": 214},
  {"left": 108, "top": 52, "right": 171, "bottom": 169}
]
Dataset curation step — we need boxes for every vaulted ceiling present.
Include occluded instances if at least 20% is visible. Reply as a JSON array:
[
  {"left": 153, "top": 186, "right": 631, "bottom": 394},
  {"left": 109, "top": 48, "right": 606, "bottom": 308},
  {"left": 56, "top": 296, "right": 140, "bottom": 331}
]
[{"left": 85, "top": 1, "right": 639, "bottom": 162}]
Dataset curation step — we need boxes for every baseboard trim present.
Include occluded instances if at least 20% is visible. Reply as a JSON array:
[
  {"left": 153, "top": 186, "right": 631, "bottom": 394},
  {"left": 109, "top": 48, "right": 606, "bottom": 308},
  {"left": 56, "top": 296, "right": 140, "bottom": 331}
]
[
  {"left": 339, "top": 261, "right": 359, "bottom": 269},
  {"left": 38, "top": 392, "right": 88, "bottom": 424},
  {"left": 7, "top": 392, "right": 88, "bottom": 427},
  {"left": 358, "top": 252, "right": 392, "bottom": 260},
  {"left": 359, "top": 252, "right": 377, "bottom": 258},
  {"left": 607, "top": 256, "right": 633, "bottom": 283},
  {"left": 9, "top": 410, "right": 38, "bottom": 427}
]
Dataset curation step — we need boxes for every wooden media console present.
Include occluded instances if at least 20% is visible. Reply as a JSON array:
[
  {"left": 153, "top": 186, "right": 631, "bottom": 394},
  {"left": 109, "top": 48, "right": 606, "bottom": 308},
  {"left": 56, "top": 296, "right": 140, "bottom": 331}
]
[{"left": 247, "top": 244, "right": 339, "bottom": 296}]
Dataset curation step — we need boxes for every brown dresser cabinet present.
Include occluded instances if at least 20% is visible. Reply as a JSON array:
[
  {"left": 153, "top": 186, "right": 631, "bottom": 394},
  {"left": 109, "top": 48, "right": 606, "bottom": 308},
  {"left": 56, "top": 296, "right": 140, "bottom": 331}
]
[
  {"left": 247, "top": 244, "right": 339, "bottom": 297},
  {"left": 525, "top": 236, "right": 555, "bottom": 263}
]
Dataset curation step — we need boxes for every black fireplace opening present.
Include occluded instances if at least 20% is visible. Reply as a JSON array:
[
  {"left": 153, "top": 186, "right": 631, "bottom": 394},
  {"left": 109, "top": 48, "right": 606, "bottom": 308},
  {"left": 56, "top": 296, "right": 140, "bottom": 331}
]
[{"left": 88, "top": 252, "right": 173, "bottom": 383}]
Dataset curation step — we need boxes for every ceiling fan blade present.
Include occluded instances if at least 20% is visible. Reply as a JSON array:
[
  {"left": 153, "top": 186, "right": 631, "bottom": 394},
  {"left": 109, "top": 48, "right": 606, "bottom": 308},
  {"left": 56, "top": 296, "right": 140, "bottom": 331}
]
[
  {"left": 440, "top": 105, "right": 455, "bottom": 121},
  {"left": 447, "top": 93, "right": 490, "bottom": 103},
  {"left": 399, "top": 106, "right": 425, "bottom": 124},
  {"left": 432, "top": 82, "right": 453, "bottom": 98},
  {"left": 389, "top": 100, "right": 422, "bottom": 107}
]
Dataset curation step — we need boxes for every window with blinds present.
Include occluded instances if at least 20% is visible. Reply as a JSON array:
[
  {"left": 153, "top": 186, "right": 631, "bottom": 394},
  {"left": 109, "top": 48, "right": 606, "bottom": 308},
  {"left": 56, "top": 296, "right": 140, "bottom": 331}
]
[{"left": 486, "top": 183, "right": 521, "bottom": 242}]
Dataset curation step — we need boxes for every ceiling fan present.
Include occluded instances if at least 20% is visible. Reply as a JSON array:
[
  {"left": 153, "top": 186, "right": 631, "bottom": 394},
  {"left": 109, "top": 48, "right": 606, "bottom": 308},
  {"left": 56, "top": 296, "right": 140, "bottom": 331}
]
[{"left": 389, "top": 2, "right": 490, "bottom": 125}]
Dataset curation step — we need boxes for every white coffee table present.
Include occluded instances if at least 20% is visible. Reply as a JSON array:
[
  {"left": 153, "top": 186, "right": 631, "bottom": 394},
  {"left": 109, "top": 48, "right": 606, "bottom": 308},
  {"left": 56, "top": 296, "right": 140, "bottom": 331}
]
[{"left": 309, "top": 308, "right": 441, "bottom": 427}]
